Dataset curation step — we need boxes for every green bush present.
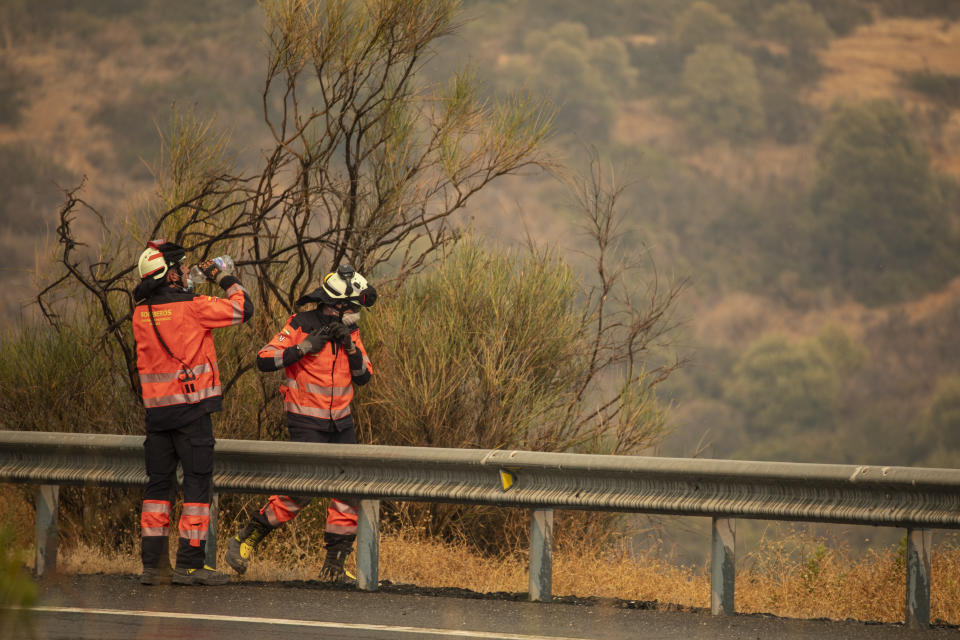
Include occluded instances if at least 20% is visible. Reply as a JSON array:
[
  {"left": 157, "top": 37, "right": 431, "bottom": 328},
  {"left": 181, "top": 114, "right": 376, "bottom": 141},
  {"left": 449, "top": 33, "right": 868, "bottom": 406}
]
[
  {"left": 809, "top": 100, "right": 958, "bottom": 305},
  {"left": 498, "top": 21, "right": 636, "bottom": 141},
  {"left": 0, "top": 320, "right": 141, "bottom": 435},
  {"left": 711, "top": 0, "right": 868, "bottom": 39},
  {"left": 725, "top": 333, "right": 841, "bottom": 443},
  {"left": 354, "top": 238, "right": 668, "bottom": 549},
  {"left": 900, "top": 70, "right": 960, "bottom": 109},
  {"left": 721, "top": 326, "right": 871, "bottom": 463},
  {"left": 357, "top": 239, "right": 585, "bottom": 452},
  {"left": 757, "top": 1, "right": 831, "bottom": 86},
  {"left": 629, "top": 40, "right": 687, "bottom": 97},
  {"left": 674, "top": 2, "right": 738, "bottom": 52},
  {"left": 678, "top": 43, "right": 765, "bottom": 143},
  {"left": 0, "top": 0, "right": 71, "bottom": 40},
  {"left": 759, "top": 67, "right": 819, "bottom": 143},
  {"left": 760, "top": 1, "right": 833, "bottom": 56},
  {"left": 512, "top": 0, "right": 660, "bottom": 36},
  {"left": 807, "top": 0, "right": 872, "bottom": 36},
  {"left": 919, "top": 376, "right": 960, "bottom": 456},
  {"left": 874, "top": 0, "right": 960, "bottom": 19}
]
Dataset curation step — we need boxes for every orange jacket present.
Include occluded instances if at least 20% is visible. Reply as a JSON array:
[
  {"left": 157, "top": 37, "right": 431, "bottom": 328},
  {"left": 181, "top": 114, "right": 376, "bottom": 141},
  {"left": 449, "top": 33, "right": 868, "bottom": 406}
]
[
  {"left": 133, "top": 277, "right": 253, "bottom": 430},
  {"left": 257, "top": 311, "right": 371, "bottom": 429}
]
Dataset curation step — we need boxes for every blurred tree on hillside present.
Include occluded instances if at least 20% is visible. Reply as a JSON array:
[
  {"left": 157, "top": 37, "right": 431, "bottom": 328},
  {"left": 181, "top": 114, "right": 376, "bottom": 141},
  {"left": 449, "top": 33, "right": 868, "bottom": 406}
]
[
  {"left": 809, "top": 100, "right": 958, "bottom": 305},
  {"left": 918, "top": 376, "right": 960, "bottom": 460},
  {"left": 503, "top": 0, "right": 670, "bottom": 36},
  {"left": 628, "top": 40, "right": 688, "bottom": 97},
  {"left": 677, "top": 43, "right": 765, "bottom": 143},
  {"left": 815, "top": 323, "right": 868, "bottom": 377},
  {"left": 92, "top": 68, "right": 263, "bottom": 179},
  {"left": 0, "top": 0, "right": 73, "bottom": 41},
  {"left": 726, "top": 333, "right": 839, "bottom": 442},
  {"left": 873, "top": 0, "right": 960, "bottom": 20},
  {"left": 495, "top": 0, "right": 690, "bottom": 38},
  {"left": 900, "top": 71, "right": 960, "bottom": 110},
  {"left": 0, "top": 0, "right": 249, "bottom": 43},
  {"left": 759, "top": 1, "right": 832, "bottom": 86},
  {"left": 674, "top": 2, "right": 739, "bottom": 52},
  {"left": 806, "top": 0, "right": 872, "bottom": 36},
  {"left": 711, "top": 0, "right": 871, "bottom": 36},
  {"left": 830, "top": 306, "right": 960, "bottom": 467},
  {"left": 709, "top": 0, "right": 777, "bottom": 31},
  {"left": 760, "top": 1, "right": 832, "bottom": 56},
  {"left": 700, "top": 176, "right": 816, "bottom": 294},
  {"left": 498, "top": 21, "right": 636, "bottom": 141},
  {"left": 757, "top": 66, "right": 820, "bottom": 142},
  {"left": 724, "top": 327, "right": 865, "bottom": 461}
]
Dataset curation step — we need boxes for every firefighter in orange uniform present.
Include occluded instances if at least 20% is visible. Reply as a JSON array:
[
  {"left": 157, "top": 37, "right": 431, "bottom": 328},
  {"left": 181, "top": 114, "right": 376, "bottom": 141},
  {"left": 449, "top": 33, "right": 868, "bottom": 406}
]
[
  {"left": 226, "top": 264, "right": 376, "bottom": 583},
  {"left": 133, "top": 240, "right": 253, "bottom": 586}
]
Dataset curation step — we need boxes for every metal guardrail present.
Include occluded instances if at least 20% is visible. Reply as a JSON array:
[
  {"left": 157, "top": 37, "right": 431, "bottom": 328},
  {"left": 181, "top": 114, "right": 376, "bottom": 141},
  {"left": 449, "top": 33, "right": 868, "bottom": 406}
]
[{"left": 3, "top": 430, "right": 959, "bottom": 628}]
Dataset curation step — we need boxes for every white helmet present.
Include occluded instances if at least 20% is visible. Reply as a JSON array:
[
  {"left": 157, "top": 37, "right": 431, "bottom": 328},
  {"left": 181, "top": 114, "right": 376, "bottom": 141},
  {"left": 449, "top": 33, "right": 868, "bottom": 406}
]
[
  {"left": 296, "top": 264, "right": 377, "bottom": 307},
  {"left": 137, "top": 240, "right": 186, "bottom": 281}
]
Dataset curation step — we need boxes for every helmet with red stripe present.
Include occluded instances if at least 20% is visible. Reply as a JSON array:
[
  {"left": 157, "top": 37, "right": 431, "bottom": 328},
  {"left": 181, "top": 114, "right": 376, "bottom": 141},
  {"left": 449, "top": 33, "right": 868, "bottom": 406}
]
[{"left": 137, "top": 239, "right": 187, "bottom": 281}]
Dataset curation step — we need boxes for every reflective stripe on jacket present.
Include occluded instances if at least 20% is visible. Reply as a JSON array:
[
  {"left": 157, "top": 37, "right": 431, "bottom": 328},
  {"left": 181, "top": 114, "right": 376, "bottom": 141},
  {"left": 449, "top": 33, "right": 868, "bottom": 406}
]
[
  {"left": 256, "top": 311, "right": 372, "bottom": 425},
  {"left": 133, "top": 277, "right": 253, "bottom": 429}
]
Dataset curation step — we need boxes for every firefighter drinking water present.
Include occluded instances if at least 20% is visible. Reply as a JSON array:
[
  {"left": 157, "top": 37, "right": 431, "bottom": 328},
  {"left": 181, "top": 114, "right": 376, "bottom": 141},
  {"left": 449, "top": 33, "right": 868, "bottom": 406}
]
[
  {"left": 226, "top": 264, "right": 376, "bottom": 583},
  {"left": 133, "top": 240, "right": 253, "bottom": 586}
]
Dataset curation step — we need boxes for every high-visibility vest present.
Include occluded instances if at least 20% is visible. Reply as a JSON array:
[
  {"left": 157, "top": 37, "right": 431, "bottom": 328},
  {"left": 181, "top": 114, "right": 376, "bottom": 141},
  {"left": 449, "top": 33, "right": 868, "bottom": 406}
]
[
  {"left": 133, "top": 277, "right": 252, "bottom": 429},
  {"left": 257, "top": 312, "right": 372, "bottom": 423}
]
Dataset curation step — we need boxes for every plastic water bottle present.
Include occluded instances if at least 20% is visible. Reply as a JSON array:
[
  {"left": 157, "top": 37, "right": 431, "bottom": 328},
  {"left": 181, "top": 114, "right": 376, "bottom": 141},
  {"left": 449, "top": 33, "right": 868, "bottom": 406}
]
[{"left": 189, "top": 255, "right": 234, "bottom": 284}]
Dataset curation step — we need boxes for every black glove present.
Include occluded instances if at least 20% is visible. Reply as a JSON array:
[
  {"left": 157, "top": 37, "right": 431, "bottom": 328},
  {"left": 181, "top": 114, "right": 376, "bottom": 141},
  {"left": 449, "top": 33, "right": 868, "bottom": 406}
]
[
  {"left": 329, "top": 322, "right": 354, "bottom": 352},
  {"left": 198, "top": 259, "right": 225, "bottom": 285},
  {"left": 298, "top": 328, "right": 330, "bottom": 354}
]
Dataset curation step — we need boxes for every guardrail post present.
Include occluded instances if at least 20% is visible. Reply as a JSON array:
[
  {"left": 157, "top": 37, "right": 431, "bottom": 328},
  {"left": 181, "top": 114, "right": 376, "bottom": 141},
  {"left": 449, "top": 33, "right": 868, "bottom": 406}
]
[
  {"left": 529, "top": 508, "right": 553, "bottom": 602},
  {"left": 711, "top": 516, "right": 736, "bottom": 615},
  {"left": 35, "top": 484, "right": 59, "bottom": 577},
  {"left": 906, "top": 528, "right": 932, "bottom": 629},
  {"left": 357, "top": 499, "right": 380, "bottom": 591},
  {"left": 204, "top": 491, "right": 219, "bottom": 569}
]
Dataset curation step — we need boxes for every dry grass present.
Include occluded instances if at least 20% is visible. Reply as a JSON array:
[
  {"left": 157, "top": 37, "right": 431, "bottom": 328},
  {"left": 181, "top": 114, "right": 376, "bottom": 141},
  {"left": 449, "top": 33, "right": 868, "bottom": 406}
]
[
  {"left": 734, "top": 531, "right": 960, "bottom": 624},
  {"left": 690, "top": 272, "right": 960, "bottom": 353},
  {"left": 810, "top": 16, "right": 960, "bottom": 180},
  {"left": 39, "top": 528, "right": 960, "bottom": 624},
  {"left": 811, "top": 17, "right": 960, "bottom": 110}
]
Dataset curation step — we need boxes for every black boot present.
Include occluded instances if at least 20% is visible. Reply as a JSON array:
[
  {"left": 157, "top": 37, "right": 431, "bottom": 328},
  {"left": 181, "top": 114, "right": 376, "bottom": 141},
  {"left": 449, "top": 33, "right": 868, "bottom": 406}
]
[
  {"left": 226, "top": 521, "right": 271, "bottom": 575},
  {"left": 140, "top": 535, "right": 171, "bottom": 585},
  {"left": 318, "top": 533, "right": 356, "bottom": 585}
]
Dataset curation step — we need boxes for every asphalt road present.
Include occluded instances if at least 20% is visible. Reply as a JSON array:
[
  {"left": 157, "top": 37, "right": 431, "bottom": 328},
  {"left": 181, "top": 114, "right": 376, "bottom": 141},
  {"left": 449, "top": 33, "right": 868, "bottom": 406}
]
[{"left": 7, "top": 574, "right": 959, "bottom": 640}]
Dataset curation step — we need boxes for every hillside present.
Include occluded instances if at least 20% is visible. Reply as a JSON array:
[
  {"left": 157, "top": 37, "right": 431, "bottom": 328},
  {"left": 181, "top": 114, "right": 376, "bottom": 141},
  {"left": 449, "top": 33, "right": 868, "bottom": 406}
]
[{"left": 1, "top": 1, "right": 959, "bottom": 470}]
